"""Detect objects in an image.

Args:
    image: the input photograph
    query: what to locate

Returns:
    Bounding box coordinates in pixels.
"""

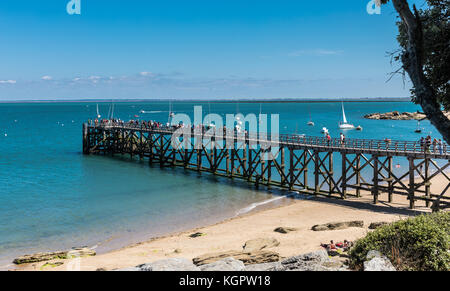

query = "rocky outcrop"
[368,222,390,230]
[312,221,364,231]
[274,227,298,234]
[193,250,280,266]
[243,238,280,251]
[151,258,200,271]
[67,247,96,259]
[244,262,283,271]
[363,250,396,271]
[272,250,348,271]
[116,258,200,271]
[115,249,354,271]
[200,258,245,271]
[364,111,450,121]
[13,251,68,265]
[189,232,206,238]
[13,247,96,264]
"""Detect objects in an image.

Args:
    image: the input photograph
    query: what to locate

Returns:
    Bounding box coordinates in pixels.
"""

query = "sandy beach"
[13,172,447,271]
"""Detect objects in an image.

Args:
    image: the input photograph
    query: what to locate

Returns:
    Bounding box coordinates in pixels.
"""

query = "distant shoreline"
[0,98,410,104]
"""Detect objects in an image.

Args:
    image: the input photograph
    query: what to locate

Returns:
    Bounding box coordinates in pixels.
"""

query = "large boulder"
[244,262,283,271]
[363,251,396,271]
[116,258,201,271]
[312,221,364,231]
[200,258,245,271]
[243,238,280,251]
[273,250,348,271]
[150,258,200,271]
[193,250,280,266]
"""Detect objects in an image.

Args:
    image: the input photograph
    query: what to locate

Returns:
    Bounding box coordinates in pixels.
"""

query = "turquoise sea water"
[0,101,444,268]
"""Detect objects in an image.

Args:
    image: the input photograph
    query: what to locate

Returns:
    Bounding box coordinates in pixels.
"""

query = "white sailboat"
[168,101,175,124]
[415,121,422,133]
[96,104,101,119]
[338,102,355,130]
[307,107,314,126]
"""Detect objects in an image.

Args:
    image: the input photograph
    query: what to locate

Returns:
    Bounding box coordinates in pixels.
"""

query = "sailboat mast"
[341,102,348,124]
[111,102,114,120]
[168,101,171,124]
[96,104,101,119]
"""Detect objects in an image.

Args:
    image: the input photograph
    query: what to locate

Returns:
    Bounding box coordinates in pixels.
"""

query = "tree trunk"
[392,0,450,144]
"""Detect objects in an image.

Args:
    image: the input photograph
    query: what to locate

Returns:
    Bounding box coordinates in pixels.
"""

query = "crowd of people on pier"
[88,118,250,136]
[87,118,447,155]
[419,136,445,155]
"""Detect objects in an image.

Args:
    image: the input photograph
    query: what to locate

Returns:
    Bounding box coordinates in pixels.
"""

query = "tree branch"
[391,0,450,144]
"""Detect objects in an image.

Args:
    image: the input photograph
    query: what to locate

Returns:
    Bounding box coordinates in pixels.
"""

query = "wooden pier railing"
[83,122,450,211]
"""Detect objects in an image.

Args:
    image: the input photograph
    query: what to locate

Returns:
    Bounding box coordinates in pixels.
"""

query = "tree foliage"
[381,0,450,144]
[349,212,450,271]
[395,0,450,110]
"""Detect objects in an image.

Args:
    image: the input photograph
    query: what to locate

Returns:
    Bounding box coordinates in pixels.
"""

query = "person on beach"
[329,240,336,250]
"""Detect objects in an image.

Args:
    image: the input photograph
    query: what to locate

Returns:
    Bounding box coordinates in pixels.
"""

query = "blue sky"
[0,0,424,100]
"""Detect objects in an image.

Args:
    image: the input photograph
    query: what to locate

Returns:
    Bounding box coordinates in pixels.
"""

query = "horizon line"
[0,97,411,104]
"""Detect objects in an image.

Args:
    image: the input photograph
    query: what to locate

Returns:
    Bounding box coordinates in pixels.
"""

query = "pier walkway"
[83,122,450,211]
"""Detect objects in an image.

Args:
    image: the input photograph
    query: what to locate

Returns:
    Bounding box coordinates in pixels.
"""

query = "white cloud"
[41,75,53,80]
[140,71,154,77]
[288,49,343,57]
[88,76,101,83]
[0,80,16,84]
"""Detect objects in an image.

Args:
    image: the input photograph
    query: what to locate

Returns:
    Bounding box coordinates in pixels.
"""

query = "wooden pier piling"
[83,123,450,211]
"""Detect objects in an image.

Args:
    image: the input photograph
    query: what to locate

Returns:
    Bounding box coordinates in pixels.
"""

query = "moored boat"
[338,102,355,130]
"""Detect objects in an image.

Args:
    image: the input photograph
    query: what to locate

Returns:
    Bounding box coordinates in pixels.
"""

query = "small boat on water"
[415,121,422,133]
[96,104,101,119]
[307,112,315,126]
[356,125,363,131]
[168,101,175,123]
[338,102,355,130]
[321,127,329,134]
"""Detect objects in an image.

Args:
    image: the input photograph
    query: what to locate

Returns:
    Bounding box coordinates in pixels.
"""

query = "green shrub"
[349,212,450,271]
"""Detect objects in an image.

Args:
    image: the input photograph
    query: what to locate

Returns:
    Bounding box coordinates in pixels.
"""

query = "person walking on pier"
[420,137,425,152]
[340,133,345,147]
[425,136,432,153]
[326,133,331,146]
[433,138,438,153]
[438,139,443,155]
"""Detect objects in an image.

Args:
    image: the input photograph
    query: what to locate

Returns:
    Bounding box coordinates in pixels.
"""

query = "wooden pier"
[83,122,450,211]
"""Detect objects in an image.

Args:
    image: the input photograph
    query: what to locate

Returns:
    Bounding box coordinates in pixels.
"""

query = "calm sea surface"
[0,101,444,267]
